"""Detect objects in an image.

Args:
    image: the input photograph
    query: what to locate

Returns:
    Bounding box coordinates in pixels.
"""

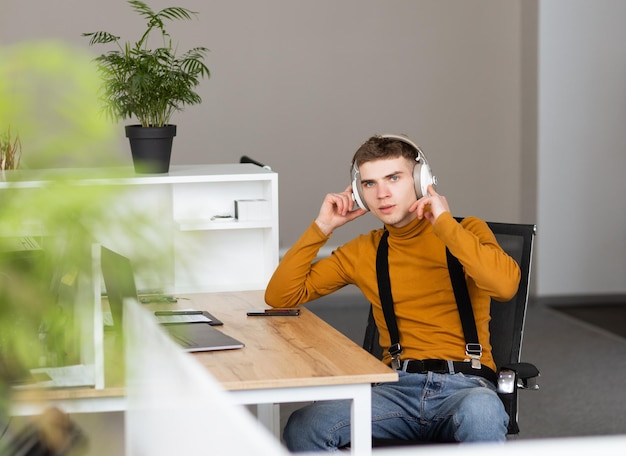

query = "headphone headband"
[380,133,420,152]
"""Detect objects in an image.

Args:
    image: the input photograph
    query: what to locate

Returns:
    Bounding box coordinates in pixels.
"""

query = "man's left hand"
[412,185,450,224]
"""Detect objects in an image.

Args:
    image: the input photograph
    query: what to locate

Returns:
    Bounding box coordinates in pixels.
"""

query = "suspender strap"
[375,230,483,370]
[446,248,483,367]
[376,230,402,369]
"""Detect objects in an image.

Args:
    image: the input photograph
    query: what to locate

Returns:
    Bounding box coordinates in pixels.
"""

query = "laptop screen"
[101,246,138,333]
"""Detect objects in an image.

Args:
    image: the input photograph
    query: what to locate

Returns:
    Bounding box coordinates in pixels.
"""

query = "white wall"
[537,0,626,296]
[2,0,625,298]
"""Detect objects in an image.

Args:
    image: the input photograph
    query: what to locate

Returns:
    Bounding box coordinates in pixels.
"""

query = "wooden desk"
[10,385,126,416]
[10,331,126,416]
[170,291,398,455]
[12,290,397,454]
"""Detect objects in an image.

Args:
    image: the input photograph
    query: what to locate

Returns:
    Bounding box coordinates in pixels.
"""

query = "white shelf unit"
[168,165,279,292]
[0,163,279,293]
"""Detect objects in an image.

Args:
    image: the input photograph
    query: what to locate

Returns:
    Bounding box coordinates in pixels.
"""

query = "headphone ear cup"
[351,165,369,211]
[413,158,436,199]
[413,162,425,199]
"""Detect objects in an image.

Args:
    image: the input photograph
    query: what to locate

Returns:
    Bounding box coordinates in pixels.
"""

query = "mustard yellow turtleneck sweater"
[264,212,520,371]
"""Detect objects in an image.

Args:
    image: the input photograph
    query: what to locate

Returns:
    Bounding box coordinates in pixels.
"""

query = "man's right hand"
[314,185,367,236]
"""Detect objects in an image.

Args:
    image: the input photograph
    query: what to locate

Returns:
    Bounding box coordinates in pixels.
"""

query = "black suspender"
[376,230,403,369]
[376,230,483,370]
[445,249,483,368]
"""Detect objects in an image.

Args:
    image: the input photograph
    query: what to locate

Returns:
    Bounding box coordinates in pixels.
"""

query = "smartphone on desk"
[246,308,300,316]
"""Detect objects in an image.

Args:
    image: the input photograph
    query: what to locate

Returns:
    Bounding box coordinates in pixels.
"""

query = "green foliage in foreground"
[0,40,173,422]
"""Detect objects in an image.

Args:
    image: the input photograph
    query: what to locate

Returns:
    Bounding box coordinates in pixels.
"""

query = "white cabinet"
[0,164,279,293]
[166,164,279,292]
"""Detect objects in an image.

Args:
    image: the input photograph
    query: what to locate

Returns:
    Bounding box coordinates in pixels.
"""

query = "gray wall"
[2,0,625,298]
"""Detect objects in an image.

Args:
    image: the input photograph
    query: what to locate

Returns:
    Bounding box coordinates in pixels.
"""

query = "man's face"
[358,156,418,228]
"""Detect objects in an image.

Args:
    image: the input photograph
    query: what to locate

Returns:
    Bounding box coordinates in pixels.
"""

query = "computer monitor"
[5,240,104,389]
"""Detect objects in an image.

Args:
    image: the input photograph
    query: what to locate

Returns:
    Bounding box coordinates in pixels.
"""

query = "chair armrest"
[499,362,540,390]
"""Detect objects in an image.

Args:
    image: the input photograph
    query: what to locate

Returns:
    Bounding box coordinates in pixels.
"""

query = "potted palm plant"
[83,0,210,173]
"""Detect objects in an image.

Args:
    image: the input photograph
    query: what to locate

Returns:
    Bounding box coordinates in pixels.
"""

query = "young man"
[265,134,521,452]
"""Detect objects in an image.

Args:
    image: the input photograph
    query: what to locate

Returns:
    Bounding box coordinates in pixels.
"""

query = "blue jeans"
[283,371,508,452]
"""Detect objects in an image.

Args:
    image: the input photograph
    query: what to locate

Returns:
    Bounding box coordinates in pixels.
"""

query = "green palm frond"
[82,31,121,46]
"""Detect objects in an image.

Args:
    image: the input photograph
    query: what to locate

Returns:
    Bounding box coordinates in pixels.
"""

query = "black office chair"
[362,220,539,442]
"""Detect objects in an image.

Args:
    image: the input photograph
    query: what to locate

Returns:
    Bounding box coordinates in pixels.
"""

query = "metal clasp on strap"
[465,343,483,369]
[388,343,402,370]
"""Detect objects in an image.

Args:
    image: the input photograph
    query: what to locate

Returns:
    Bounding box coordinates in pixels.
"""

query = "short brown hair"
[351,135,418,171]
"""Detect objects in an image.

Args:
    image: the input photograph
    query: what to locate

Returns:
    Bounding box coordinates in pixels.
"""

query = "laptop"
[100,246,244,353]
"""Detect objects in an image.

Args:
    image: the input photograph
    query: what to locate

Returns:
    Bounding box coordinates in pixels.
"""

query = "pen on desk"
[154,310,204,316]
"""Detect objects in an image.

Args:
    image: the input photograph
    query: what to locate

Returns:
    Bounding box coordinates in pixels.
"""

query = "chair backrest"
[485,221,536,369]
[362,220,536,371]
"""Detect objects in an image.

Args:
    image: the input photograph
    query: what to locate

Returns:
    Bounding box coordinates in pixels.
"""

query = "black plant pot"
[125,124,177,174]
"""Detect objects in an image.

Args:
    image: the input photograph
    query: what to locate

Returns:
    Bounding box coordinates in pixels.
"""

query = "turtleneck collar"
[384,215,431,240]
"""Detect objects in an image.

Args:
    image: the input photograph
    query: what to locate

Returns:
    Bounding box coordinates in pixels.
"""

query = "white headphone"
[351,134,437,212]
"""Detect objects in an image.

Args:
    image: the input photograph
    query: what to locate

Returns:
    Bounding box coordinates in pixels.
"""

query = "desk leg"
[257,403,281,438]
[229,385,373,455]
[350,384,372,456]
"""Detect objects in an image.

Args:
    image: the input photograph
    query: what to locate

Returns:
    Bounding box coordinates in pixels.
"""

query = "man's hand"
[315,185,367,235]
[412,185,450,224]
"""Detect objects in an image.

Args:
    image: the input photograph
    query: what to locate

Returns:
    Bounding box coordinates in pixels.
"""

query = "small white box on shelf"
[234,199,270,221]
